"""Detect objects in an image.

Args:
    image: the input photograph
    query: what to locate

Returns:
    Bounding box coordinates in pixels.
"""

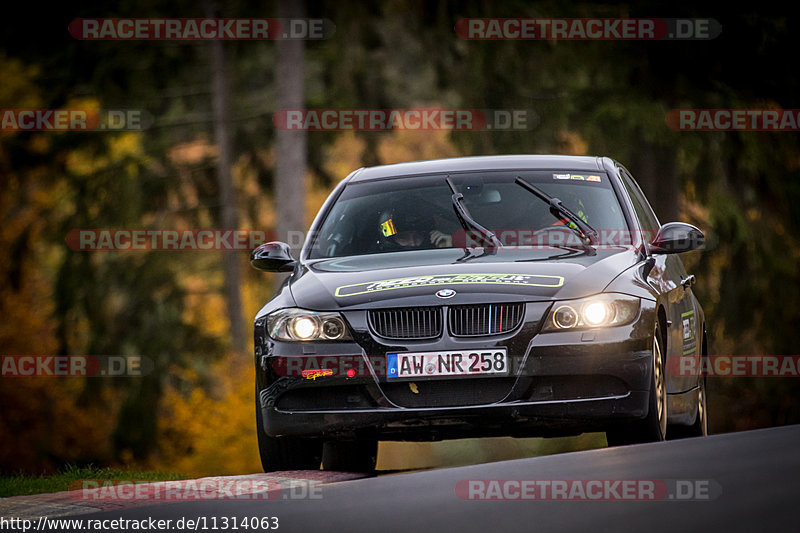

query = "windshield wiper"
[445,177,502,250]
[514,177,599,246]
[515,246,595,262]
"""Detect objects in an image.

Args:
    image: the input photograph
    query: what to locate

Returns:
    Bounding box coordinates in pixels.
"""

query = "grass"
[0,465,185,498]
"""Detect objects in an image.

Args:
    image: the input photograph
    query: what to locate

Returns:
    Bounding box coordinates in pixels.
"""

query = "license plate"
[387,349,508,379]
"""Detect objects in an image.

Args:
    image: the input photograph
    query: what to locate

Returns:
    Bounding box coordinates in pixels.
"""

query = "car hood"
[288,248,640,310]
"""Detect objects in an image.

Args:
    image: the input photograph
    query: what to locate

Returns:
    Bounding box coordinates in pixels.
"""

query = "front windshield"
[307,171,628,259]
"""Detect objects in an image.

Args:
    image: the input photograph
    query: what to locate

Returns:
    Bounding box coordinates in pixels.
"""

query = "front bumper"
[260,390,650,440]
[255,301,657,440]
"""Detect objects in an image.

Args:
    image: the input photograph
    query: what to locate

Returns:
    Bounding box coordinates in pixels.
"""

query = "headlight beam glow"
[291,316,319,340]
[583,301,612,326]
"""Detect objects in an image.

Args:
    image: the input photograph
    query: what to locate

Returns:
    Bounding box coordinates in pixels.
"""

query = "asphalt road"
[75,425,798,533]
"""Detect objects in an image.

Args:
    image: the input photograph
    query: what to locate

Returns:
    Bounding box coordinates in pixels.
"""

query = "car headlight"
[267,308,353,341]
[542,294,640,332]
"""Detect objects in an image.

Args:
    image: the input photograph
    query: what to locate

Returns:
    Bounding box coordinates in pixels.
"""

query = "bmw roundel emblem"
[436,288,456,299]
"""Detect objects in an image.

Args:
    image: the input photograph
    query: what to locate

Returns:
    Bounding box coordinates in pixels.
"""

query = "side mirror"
[649,222,705,254]
[250,242,297,272]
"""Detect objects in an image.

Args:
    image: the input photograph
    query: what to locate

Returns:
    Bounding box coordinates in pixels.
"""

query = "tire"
[321,439,378,473]
[256,393,322,472]
[668,375,708,439]
[606,323,667,446]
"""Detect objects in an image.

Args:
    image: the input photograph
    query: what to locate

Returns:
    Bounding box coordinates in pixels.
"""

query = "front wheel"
[256,394,322,472]
[669,376,708,439]
[606,323,667,446]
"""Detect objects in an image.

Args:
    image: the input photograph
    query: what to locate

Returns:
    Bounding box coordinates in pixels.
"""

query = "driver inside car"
[378,206,453,250]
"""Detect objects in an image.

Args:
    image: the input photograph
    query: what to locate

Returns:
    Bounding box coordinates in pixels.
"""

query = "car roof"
[348,155,606,183]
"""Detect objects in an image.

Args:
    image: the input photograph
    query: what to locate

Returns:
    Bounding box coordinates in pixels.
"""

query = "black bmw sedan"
[251,155,708,472]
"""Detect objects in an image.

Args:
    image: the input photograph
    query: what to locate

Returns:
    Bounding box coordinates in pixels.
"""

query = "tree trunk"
[276,0,308,253]
[208,7,246,355]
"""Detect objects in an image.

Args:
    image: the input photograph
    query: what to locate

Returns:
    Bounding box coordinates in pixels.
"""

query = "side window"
[618,167,660,239]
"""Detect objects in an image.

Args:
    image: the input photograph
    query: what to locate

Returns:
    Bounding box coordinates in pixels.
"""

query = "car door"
[617,166,698,394]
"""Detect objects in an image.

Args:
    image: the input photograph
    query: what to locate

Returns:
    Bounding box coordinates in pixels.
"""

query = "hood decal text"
[334,273,564,297]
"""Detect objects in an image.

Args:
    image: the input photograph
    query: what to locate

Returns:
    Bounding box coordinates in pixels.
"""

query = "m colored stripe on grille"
[449,303,524,336]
